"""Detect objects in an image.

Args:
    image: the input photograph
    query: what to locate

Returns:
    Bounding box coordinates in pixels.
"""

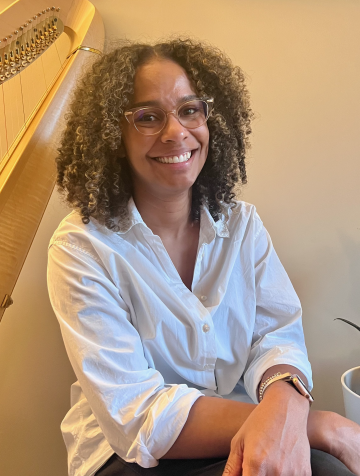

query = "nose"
[160,112,188,143]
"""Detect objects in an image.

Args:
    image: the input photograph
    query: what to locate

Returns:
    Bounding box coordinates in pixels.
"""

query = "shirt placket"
[190,241,217,379]
[142,227,217,387]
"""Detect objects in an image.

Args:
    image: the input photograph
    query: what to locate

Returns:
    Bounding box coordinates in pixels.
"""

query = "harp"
[0,0,104,321]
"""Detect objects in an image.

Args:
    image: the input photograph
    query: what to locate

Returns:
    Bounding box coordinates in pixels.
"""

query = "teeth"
[154,151,192,164]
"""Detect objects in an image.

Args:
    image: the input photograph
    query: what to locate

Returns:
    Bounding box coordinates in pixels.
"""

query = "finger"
[222,448,243,476]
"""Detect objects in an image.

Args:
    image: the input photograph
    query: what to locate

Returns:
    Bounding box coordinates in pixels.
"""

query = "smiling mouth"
[153,151,193,164]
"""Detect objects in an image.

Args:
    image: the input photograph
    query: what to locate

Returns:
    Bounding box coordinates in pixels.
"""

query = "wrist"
[307,410,341,455]
[262,380,311,415]
[259,371,313,407]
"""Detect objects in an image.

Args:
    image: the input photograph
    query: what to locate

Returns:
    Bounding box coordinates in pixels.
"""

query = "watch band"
[259,372,314,404]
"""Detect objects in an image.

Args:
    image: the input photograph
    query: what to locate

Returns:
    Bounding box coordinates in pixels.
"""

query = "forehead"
[132,59,197,106]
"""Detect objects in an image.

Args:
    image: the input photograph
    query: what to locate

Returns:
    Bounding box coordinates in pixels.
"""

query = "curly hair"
[56,38,253,231]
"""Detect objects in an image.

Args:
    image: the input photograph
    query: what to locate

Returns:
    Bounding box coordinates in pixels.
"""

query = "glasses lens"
[178,100,208,129]
[133,107,165,134]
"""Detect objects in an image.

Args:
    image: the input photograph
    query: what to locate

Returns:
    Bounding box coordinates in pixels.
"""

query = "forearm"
[163,366,311,460]
[162,396,255,459]
[163,385,346,461]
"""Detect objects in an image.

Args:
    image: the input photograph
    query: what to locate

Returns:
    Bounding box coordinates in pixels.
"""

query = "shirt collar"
[115,197,146,234]
[117,197,230,240]
[201,203,230,242]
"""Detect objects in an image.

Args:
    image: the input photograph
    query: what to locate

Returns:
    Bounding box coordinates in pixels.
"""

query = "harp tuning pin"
[8,34,13,39]
[14,30,19,34]
[51,6,56,10]
[29,19,33,23]
[19,26,24,30]
[33,15,37,20]
[47,7,51,12]
[56,8,60,12]
[24,23,28,27]
[3,37,7,41]
[42,10,46,14]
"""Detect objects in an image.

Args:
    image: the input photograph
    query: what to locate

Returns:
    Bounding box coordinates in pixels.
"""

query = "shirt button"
[202,323,210,333]
[200,295,207,302]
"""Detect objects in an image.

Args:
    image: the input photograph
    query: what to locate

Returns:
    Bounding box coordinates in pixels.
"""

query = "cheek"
[122,129,143,160]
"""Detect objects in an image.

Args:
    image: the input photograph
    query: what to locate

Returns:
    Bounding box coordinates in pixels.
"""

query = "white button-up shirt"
[47,199,312,476]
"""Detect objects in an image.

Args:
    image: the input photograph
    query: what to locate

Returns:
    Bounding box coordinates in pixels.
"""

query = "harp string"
[0,6,66,170]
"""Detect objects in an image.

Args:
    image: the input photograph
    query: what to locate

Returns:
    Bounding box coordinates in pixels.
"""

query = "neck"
[132,185,194,238]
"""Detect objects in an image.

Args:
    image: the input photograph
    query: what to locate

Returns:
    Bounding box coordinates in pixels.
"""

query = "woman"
[48,39,360,476]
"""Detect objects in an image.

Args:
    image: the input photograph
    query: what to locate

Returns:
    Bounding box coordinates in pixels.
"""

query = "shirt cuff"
[243,346,313,404]
[124,386,204,467]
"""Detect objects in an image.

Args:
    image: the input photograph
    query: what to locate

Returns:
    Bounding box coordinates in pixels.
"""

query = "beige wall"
[1,1,359,475]
[93,0,360,412]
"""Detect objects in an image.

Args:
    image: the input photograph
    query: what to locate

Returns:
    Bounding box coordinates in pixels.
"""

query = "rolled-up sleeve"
[47,241,203,468]
[243,220,313,403]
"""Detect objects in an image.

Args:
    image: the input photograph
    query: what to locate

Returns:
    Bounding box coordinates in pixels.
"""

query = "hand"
[308,410,360,476]
[223,381,311,476]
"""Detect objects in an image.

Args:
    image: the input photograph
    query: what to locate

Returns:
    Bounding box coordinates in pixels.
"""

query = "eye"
[135,112,161,122]
[133,107,164,126]
[179,101,206,120]
[181,106,199,116]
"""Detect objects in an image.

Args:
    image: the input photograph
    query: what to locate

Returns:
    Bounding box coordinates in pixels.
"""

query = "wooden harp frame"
[0,0,104,321]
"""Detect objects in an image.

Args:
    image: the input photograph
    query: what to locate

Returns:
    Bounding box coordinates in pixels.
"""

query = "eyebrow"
[130,94,199,109]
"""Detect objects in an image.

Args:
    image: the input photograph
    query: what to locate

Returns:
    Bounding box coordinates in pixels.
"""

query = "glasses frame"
[123,97,214,136]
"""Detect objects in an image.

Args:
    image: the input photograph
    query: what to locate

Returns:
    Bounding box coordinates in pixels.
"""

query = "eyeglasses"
[124,98,214,135]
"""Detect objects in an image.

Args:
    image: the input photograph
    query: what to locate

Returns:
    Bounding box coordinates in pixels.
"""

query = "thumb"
[222,444,244,476]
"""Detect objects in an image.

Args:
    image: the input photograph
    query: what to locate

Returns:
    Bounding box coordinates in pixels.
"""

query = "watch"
[259,372,314,404]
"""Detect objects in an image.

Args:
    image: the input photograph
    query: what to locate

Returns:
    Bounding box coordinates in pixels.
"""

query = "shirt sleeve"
[47,241,203,468]
[243,216,313,403]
